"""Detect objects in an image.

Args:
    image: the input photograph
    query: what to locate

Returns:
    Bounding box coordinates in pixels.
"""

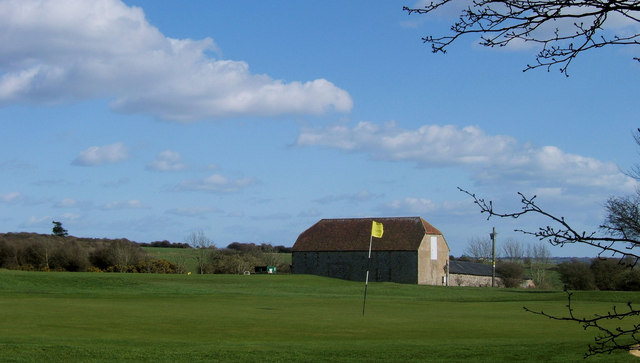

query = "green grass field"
[142,246,201,272]
[142,247,292,274]
[0,269,637,362]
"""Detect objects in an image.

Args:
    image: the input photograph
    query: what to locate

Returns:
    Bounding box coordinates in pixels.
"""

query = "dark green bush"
[0,240,18,268]
[620,268,640,290]
[590,258,627,290]
[496,262,525,288]
[557,260,596,290]
[90,239,145,270]
[50,241,90,272]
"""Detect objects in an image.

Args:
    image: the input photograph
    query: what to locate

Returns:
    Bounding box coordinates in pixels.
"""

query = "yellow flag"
[371,220,383,238]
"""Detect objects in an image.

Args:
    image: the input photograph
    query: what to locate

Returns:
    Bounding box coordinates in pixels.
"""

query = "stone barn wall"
[449,273,504,287]
[292,251,418,284]
[417,235,450,285]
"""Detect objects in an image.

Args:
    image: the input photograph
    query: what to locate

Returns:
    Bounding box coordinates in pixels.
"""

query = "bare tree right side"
[185,231,214,275]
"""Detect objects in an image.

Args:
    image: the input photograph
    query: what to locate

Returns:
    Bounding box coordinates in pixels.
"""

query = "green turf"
[141,247,292,274]
[0,270,637,362]
[142,247,201,273]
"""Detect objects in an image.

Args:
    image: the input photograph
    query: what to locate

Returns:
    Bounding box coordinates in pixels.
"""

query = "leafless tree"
[458,186,640,356]
[454,128,640,357]
[185,231,214,274]
[404,0,640,75]
[531,242,552,264]
[501,238,525,262]
[527,242,553,287]
[464,236,496,261]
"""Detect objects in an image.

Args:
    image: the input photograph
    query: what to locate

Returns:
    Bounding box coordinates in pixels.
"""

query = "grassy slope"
[142,247,292,274]
[0,270,637,362]
[142,246,201,273]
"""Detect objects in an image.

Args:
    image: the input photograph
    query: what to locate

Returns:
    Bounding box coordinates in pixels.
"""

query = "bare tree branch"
[404,0,640,75]
[524,290,640,357]
[458,185,640,356]
[457,187,640,262]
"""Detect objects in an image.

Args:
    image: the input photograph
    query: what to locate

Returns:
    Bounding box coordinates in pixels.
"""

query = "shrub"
[50,241,90,272]
[138,241,192,248]
[590,258,627,290]
[0,240,18,269]
[496,262,525,288]
[134,259,182,274]
[557,260,596,290]
[206,249,261,274]
[620,269,640,290]
[90,239,145,270]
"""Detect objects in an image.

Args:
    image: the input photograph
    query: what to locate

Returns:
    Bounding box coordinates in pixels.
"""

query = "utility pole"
[490,227,496,287]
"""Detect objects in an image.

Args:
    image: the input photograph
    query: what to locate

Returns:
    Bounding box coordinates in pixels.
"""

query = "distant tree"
[530,242,552,264]
[556,260,597,290]
[89,239,144,271]
[51,221,68,237]
[19,241,53,271]
[138,240,192,248]
[590,258,627,290]
[528,242,553,288]
[501,238,525,263]
[404,0,640,75]
[50,240,90,272]
[226,242,256,253]
[186,231,214,274]
[601,190,640,242]
[464,236,496,262]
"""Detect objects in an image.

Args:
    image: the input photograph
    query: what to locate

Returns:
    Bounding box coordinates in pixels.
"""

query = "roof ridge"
[293,217,443,252]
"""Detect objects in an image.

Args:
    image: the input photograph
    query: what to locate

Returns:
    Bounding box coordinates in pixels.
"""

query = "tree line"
[0,233,182,273]
[185,231,291,275]
[458,237,554,288]
[0,231,292,274]
[556,258,640,291]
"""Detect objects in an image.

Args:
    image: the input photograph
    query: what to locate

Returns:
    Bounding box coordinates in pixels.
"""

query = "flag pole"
[362,232,373,316]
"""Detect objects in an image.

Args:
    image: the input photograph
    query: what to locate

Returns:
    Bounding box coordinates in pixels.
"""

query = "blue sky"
[1,0,639,256]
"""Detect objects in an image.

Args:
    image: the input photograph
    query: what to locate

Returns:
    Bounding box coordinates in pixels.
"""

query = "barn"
[448,260,500,287]
[292,217,450,285]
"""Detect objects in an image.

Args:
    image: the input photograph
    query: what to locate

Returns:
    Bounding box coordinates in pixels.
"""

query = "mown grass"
[0,270,637,362]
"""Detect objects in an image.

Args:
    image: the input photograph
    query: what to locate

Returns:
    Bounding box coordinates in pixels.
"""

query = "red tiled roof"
[292,217,442,252]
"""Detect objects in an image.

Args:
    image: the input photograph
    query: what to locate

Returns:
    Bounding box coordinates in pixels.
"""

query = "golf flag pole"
[363,220,383,316]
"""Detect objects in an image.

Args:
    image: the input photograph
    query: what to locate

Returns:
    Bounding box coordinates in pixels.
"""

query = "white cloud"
[59,212,81,221]
[72,142,130,166]
[0,191,23,203]
[297,122,637,193]
[147,150,187,172]
[178,173,256,193]
[298,122,515,165]
[102,177,130,188]
[298,209,321,218]
[0,0,352,121]
[166,207,219,217]
[21,215,52,228]
[315,190,381,204]
[55,198,96,209]
[386,197,473,216]
[56,198,78,207]
[104,199,146,210]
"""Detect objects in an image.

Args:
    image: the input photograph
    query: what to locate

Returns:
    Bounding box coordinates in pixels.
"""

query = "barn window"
[430,236,437,260]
